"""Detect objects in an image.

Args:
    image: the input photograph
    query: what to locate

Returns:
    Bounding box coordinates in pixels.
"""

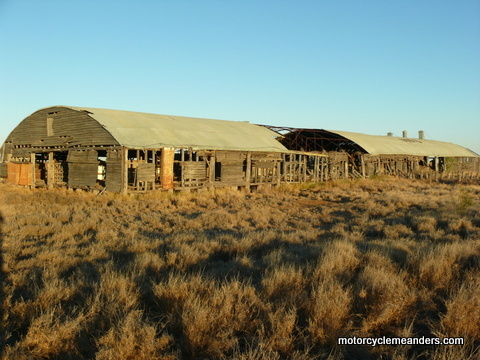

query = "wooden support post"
[303,155,307,182]
[209,154,215,185]
[134,150,140,190]
[277,160,281,186]
[287,156,291,182]
[160,147,175,190]
[122,147,128,193]
[360,155,365,178]
[30,152,36,189]
[245,152,251,190]
[47,152,54,189]
[321,158,325,181]
[180,149,185,188]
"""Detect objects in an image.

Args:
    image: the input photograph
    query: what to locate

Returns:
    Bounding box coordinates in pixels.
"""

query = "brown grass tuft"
[308,280,352,346]
[96,310,175,360]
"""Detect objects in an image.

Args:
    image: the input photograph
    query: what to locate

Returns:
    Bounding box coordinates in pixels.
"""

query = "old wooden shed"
[1,106,327,192]
[264,126,480,180]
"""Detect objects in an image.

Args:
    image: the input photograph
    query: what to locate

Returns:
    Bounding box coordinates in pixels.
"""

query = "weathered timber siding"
[0,163,7,178]
[183,162,207,186]
[67,150,99,163]
[68,163,98,188]
[216,151,245,185]
[106,149,123,192]
[6,107,119,148]
[11,148,31,158]
[67,150,98,188]
[136,163,155,182]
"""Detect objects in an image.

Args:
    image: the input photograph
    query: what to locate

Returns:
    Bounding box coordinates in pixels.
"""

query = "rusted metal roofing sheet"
[328,130,479,157]
[66,106,288,152]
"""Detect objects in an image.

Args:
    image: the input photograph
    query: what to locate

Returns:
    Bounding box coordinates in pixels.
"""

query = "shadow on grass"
[188,237,323,285]
[0,211,5,354]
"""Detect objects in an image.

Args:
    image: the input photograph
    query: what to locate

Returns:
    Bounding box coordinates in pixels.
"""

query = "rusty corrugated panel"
[160,148,174,189]
[7,163,19,184]
[6,163,33,185]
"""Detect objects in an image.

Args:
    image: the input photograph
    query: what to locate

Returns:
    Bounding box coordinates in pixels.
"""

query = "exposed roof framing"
[261,126,366,153]
[261,125,478,157]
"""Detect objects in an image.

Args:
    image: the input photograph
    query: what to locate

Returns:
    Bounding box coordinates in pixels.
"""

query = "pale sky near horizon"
[1,0,479,154]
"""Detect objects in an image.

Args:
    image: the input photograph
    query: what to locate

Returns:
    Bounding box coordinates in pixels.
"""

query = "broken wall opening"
[126,149,162,191]
[173,148,210,188]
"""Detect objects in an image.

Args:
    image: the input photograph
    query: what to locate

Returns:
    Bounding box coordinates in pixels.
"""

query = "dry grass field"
[0,177,479,359]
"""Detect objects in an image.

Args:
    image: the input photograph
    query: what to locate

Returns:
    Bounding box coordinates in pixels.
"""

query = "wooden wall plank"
[137,163,155,182]
[106,149,123,192]
[5,107,119,148]
[67,150,98,163]
[68,163,98,188]
[0,163,7,178]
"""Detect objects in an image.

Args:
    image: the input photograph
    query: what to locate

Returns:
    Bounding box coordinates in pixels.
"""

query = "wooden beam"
[47,152,54,189]
[180,149,185,188]
[245,152,251,190]
[360,155,365,178]
[30,152,35,189]
[122,147,128,193]
[303,155,307,182]
[208,153,215,185]
[276,160,281,186]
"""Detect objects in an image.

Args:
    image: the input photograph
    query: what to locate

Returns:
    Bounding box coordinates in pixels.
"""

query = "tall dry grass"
[0,177,479,359]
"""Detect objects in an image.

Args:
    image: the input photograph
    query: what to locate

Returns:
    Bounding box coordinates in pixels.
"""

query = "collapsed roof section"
[262,126,479,157]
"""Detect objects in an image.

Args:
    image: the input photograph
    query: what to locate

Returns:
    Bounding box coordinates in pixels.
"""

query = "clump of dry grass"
[438,272,480,339]
[1,178,479,359]
[5,308,85,359]
[313,240,360,284]
[96,310,175,360]
[356,258,416,335]
[261,264,306,306]
[414,241,479,294]
[308,280,352,346]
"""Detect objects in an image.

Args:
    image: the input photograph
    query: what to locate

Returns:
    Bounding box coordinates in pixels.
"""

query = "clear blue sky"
[1,0,479,154]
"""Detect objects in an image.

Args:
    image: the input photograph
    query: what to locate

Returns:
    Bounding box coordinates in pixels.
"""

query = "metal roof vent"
[387,132,393,137]
[419,130,425,140]
[403,130,408,138]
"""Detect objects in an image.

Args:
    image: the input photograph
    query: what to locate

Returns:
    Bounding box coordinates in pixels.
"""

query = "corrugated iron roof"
[65,106,288,152]
[328,130,479,157]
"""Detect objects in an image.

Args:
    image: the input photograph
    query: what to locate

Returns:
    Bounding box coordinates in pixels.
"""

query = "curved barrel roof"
[328,130,478,157]
[65,106,288,152]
